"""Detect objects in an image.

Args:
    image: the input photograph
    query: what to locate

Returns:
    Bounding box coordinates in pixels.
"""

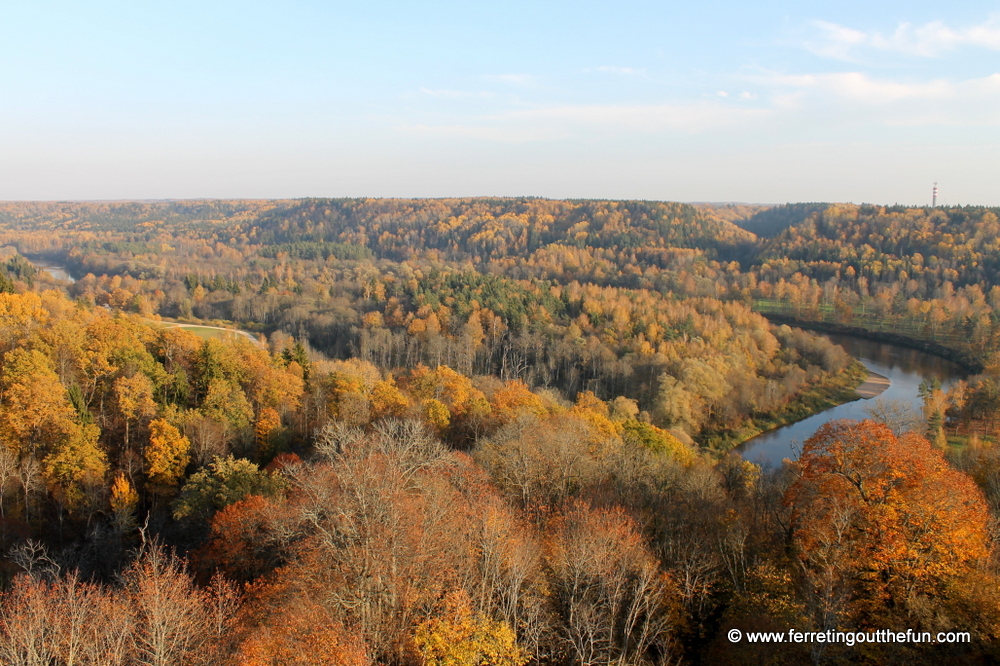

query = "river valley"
[737,334,968,467]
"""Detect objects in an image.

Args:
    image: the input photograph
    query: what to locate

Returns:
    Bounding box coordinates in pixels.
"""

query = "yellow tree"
[570,391,621,440]
[231,338,304,415]
[0,348,78,458]
[0,292,48,354]
[115,373,157,452]
[405,365,488,439]
[145,419,192,496]
[370,378,411,420]
[110,472,139,531]
[254,407,282,459]
[155,327,203,402]
[488,380,547,429]
[414,591,527,666]
[202,378,254,434]
[422,399,451,434]
[41,423,107,518]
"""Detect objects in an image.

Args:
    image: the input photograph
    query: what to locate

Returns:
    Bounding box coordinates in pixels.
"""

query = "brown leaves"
[786,419,990,623]
[0,544,235,666]
[545,500,682,665]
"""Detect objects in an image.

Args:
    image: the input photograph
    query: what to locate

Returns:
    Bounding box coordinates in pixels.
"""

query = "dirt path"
[856,371,890,399]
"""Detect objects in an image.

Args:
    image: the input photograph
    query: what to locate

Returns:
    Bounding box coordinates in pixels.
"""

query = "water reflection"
[736,334,967,468]
[29,259,75,283]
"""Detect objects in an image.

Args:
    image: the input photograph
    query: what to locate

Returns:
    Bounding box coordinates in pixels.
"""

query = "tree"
[115,373,157,452]
[201,378,254,435]
[0,348,78,458]
[863,397,922,436]
[475,414,613,507]
[0,570,136,666]
[786,419,990,626]
[173,456,285,523]
[234,584,370,666]
[370,378,410,420]
[42,423,107,517]
[621,418,693,463]
[0,292,48,354]
[125,543,213,666]
[919,379,948,447]
[254,408,282,459]
[421,398,451,434]
[414,591,527,666]
[487,380,546,429]
[145,419,192,496]
[195,495,284,583]
[0,446,17,518]
[546,501,681,665]
[111,472,139,532]
[81,316,165,428]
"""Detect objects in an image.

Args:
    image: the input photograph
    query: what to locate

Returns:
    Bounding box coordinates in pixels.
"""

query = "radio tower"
[932,182,938,207]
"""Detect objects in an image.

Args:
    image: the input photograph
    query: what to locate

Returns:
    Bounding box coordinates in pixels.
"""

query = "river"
[28,258,75,283]
[736,334,967,467]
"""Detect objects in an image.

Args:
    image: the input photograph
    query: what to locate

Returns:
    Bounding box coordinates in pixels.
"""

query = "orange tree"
[785,419,989,628]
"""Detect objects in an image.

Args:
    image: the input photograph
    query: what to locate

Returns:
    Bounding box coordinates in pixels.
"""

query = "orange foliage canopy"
[235,591,370,666]
[786,419,989,617]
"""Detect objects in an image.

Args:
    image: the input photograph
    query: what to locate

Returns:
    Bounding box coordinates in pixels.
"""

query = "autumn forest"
[1,198,1000,664]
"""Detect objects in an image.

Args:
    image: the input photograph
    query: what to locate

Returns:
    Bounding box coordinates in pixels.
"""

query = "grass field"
[153,321,260,344]
[172,325,233,340]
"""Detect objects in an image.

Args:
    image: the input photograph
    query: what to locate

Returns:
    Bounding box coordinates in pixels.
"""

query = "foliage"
[414,591,527,666]
[1,199,1000,663]
[786,419,990,625]
[173,456,285,523]
[145,419,192,495]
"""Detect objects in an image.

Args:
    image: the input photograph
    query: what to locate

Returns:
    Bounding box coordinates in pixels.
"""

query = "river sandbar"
[855,371,890,399]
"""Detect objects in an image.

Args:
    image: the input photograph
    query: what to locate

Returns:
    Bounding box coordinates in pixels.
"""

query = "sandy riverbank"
[855,371,890,399]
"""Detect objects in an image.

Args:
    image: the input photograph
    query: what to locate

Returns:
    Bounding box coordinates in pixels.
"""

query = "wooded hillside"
[0,198,997,664]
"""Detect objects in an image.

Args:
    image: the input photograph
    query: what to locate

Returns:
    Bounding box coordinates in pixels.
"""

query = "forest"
[0,198,1000,664]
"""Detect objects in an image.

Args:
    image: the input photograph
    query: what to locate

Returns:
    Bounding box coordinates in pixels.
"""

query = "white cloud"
[807,21,868,60]
[405,68,1000,145]
[594,66,644,76]
[407,60,1000,147]
[399,101,771,142]
[747,70,1000,126]
[970,72,1000,92]
[484,73,537,87]
[821,72,952,103]
[419,88,495,99]
[508,102,769,132]
[751,71,952,103]
[807,15,1000,59]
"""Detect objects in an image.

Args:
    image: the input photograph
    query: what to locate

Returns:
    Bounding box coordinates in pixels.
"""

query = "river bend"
[737,334,967,467]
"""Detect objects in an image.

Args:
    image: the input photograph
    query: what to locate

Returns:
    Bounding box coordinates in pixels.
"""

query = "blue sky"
[1,1,998,204]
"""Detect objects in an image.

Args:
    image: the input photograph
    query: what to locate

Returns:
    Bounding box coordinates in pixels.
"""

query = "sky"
[1,1,998,205]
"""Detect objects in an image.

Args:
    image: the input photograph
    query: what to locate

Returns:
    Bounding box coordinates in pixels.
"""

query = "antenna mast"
[932,182,938,207]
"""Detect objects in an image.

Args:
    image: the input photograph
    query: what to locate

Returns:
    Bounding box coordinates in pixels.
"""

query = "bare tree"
[863,397,922,436]
[0,447,17,518]
[548,501,680,666]
[0,576,57,666]
[125,541,211,666]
